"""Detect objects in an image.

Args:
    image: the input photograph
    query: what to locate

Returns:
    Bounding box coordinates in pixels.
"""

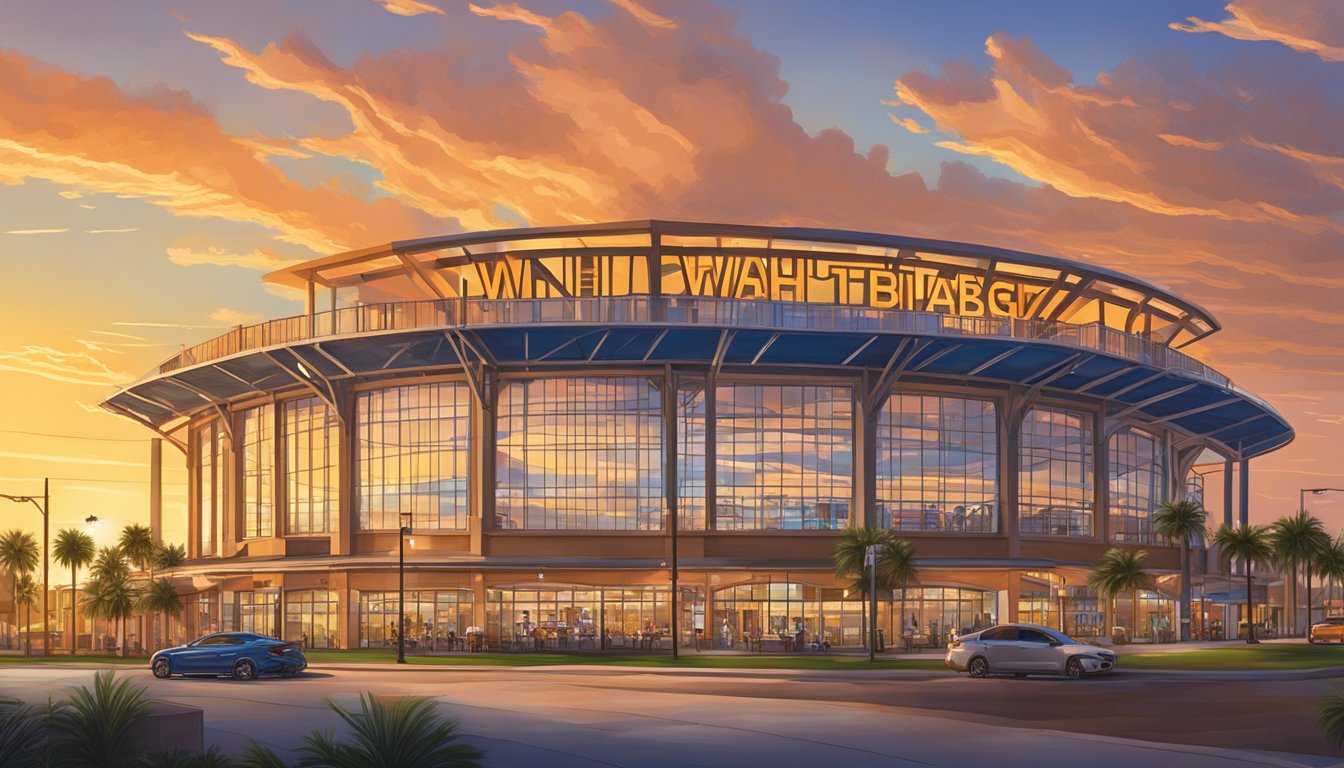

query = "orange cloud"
[1172,0,1344,62]
[166,245,303,271]
[373,0,443,17]
[0,49,427,254]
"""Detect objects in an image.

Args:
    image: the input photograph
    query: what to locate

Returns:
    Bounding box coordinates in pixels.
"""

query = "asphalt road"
[2,664,1340,767]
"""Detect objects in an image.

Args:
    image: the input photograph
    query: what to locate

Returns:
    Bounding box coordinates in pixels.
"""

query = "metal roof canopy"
[103,321,1292,461]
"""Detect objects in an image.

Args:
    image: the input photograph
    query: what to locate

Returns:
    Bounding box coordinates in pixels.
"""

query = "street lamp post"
[1,479,50,657]
[866,544,881,663]
[1301,488,1344,627]
[397,511,412,665]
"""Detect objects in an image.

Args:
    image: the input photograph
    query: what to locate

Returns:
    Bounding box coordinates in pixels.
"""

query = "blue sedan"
[150,632,308,681]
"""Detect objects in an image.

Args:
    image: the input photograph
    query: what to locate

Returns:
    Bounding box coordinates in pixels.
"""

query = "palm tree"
[827,529,892,648]
[15,574,39,658]
[153,543,186,574]
[49,670,150,768]
[1088,548,1152,644]
[0,529,40,651]
[138,579,182,652]
[1313,536,1344,626]
[1153,499,1207,642]
[884,538,920,650]
[296,692,485,768]
[84,547,140,658]
[1213,523,1275,643]
[118,524,156,654]
[118,525,157,578]
[152,543,186,646]
[1270,511,1329,635]
[53,528,96,656]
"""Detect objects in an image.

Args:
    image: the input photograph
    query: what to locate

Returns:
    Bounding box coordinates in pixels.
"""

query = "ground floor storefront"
[142,566,1218,652]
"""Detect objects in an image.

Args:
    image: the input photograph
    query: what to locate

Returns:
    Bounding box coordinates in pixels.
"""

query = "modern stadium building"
[102,220,1292,651]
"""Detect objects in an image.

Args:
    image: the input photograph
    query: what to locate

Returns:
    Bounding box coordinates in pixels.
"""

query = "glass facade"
[358,383,471,531]
[1109,427,1166,544]
[485,586,680,649]
[888,587,997,647]
[496,378,663,530]
[194,421,224,556]
[676,381,707,531]
[285,397,339,535]
[714,384,852,530]
[1019,407,1094,537]
[241,404,275,539]
[284,589,338,649]
[877,394,997,532]
[228,590,278,637]
[358,590,473,649]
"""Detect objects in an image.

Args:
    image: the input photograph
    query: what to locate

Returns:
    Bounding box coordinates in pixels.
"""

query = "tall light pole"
[866,544,881,663]
[1,479,50,657]
[397,511,412,664]
[1302,488,1344,627]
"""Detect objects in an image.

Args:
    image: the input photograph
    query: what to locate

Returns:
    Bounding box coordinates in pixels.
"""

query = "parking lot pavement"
[1,664,1340,767]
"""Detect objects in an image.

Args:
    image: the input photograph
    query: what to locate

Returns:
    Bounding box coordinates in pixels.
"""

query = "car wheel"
[1065,657,1085,679]
[232,659,257,681]
[152,658,171,679]
[967,656,989,678]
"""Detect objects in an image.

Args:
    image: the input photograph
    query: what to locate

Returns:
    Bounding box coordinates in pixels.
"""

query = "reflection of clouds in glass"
[496,377,663,530]
[715,384,852,531]
[359,383,471,531]
[878,394,998,533]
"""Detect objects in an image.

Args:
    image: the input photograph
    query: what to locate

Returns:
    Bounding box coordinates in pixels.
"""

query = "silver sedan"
[945,623,1117,679]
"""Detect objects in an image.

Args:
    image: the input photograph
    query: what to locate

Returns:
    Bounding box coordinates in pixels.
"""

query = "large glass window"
[495,378,663,530]
[676,381,706,531]
[358,383,470,531]
[877,394,997,532]
[485,585,684,649]
[714,384,852,530]
[285,397,339,535]
[1019,407,1094,537]
[240,405,274,539]
[888,587,998,648]
[1109,427,1166,544]
[232,590,278,637]
[486,586,602,647]
[193,422,223,556]
[284,589,338,649]
[357,590,473,650]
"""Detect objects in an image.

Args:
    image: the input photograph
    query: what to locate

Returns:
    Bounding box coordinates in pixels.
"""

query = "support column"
[334,383,355,557]
[1001,393,1022,557]
[857,380,878,529]
[663,367,679,654]
[1003,574,1020,623]
[1223,458,1234,527]
[1238,458,1250,527]
[150,439,163,544]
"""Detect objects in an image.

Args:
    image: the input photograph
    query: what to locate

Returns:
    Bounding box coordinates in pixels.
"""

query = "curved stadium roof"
[102,221,1291,461]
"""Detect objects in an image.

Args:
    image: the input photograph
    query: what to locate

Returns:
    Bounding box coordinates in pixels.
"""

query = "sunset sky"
[1,0,1341,561]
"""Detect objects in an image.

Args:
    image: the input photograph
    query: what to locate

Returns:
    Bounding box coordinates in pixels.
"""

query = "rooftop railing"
[151,295,1241,394]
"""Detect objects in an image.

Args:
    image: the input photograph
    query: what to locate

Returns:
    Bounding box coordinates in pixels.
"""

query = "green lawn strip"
[302,650,947,670]
[1121,644,1344,670]
[0,655,144,665]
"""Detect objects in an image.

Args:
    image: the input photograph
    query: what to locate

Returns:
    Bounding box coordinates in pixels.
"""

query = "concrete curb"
[7,659,1344,682]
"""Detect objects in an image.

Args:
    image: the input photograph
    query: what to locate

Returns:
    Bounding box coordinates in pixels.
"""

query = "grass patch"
[1122,643,1344,670]
[0,655,144,665]
[302,649,947,670]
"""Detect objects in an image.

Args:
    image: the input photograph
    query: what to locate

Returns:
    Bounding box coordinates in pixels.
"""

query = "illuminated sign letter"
[926,276,957,314]
[871,270,899,309]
